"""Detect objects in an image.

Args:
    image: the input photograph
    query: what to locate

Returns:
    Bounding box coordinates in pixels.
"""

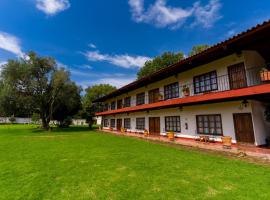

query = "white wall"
[251,101,270,145]
[102,101,259,144]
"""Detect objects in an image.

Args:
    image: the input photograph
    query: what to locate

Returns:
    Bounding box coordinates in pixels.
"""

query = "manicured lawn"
[0,125,270,200]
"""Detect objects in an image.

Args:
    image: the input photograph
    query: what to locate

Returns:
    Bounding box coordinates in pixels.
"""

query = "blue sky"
[0,0,270,89]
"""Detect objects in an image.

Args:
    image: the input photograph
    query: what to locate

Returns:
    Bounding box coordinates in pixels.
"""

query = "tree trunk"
[41,117,50,130]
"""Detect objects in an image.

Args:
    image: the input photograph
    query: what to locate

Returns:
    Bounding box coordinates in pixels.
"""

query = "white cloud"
[128,0,222,29]
[88,43,97,49]
[36,0,70,15]
[0,61,7,75]
[78,76,136,89]
[226,29,236,38]
[84,50,151,69]
[193,0,222,28]
[0,32,24,57]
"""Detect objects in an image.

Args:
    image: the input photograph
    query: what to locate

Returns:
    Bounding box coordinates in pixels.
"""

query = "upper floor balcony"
[96,65,270,116]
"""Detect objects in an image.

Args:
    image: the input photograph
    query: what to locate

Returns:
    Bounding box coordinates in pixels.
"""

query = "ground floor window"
[165,116,181,132]
[124,118,131,129]
[110,119,115,128]
[136,118,145,130]
[196,114,223,135]
[103,119,109,127]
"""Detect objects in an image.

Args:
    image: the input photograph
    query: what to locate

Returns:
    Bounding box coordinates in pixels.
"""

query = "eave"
[96,84,270,116]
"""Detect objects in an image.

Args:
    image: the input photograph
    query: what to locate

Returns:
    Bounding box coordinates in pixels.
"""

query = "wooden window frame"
[110,119,116,128]
[165,116,181,132]
[124,118,131,129]
[196,114,223,136]
[103,119,109,127]
[148,88,160,104]
[111,101,116,110]
[124,97,131,107]
[136,118,145,130]
[164,82,179,100]
[136,93,145,106]
[117,99,123,109]
[193,71,218,94]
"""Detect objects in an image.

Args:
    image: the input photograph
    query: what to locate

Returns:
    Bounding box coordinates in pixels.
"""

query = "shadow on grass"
[31,126,95,134]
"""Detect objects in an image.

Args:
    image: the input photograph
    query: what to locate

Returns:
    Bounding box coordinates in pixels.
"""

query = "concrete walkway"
[101,129,270,161]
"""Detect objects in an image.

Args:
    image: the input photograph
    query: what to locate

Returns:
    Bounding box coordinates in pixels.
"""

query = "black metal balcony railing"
[97,67,269,112]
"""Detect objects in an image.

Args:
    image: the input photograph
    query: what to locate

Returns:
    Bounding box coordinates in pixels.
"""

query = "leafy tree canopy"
[0,52,81,130]
[82,84,116,127]
[137,52,184,79]
[188,44,210,57]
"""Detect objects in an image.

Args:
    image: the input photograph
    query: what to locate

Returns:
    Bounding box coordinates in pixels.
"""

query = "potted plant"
[158,93,164,101]
[167,132,175,141]
[260,68,270,81]
[182,85,190,97]
[221,136,232,149]
[144,129,149,137]
[109,127,113,131]
[121,127,125,134]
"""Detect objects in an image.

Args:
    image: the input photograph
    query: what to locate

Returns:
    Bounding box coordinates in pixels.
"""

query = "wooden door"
[228,63,247,89]
[117,119,122,131]
[148,88,160,103]
[149,117,160,135]
[233,113,255,144]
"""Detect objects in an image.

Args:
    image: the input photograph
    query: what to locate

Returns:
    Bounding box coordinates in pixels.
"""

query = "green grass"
[0,125,270,200]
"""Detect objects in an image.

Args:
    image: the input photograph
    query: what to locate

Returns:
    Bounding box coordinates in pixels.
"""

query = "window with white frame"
[165,116,181,132]
[103,119,109,127]
[124,118,131,129]
[110,119,115,128]
[136,118,145,130]
[196,114,223,135]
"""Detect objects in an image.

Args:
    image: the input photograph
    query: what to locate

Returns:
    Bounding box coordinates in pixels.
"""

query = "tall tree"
[137,52,184,79]
[52,82,82,127]
[0,52,81,130]
[83,84,116,128]
[189,45,210,57]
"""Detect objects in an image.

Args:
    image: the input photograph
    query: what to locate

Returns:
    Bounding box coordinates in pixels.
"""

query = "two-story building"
[94,20,270,146]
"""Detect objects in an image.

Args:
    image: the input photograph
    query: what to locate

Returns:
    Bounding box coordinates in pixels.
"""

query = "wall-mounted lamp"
[179,106,183,112]
[239,100,249,110]
[236,50,242,58]
[185,123,188,130]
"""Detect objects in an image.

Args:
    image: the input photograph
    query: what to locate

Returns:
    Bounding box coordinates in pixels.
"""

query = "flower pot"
[222,136,232,149]
[144,130,149,137]
[260,71,270,81]
[183,90,190,97]
[158,95,164,101]
[167,132,175,141]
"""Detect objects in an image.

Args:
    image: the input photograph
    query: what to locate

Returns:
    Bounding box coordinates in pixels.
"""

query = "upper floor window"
[124,118,131,129]
[165,116,181,132]
[194,71,218,94]
[110,119,116,128]
[136,118,145,130]
[124,97,131,107]
[103,119,109,127]
[196,114,223,135]
[117,99,123,109]
[111,101,116,110]
[164,82,179,100]
[103,103,109,111]
[136,93,145,106]
[149,88,160,103]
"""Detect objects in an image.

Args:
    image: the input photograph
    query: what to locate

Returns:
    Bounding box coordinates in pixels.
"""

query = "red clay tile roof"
[94,19,270,102]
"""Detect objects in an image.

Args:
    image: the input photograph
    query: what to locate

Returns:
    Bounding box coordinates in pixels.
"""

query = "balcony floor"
[96,83,270,116]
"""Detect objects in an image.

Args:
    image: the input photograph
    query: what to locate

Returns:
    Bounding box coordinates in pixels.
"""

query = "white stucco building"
[94,21,270,146]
